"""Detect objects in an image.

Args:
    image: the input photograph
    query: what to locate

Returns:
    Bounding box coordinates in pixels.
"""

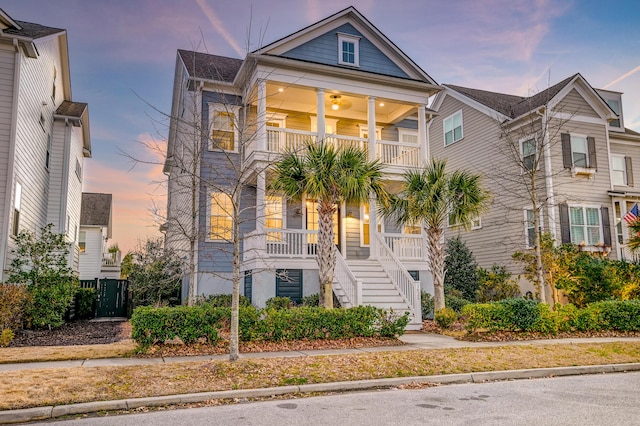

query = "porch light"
[330,95,341,110]
[379,102,384,107]
[278,88,284,92]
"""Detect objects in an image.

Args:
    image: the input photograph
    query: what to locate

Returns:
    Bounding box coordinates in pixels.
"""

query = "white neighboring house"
[0,8,91,279]
[78,193,121,280]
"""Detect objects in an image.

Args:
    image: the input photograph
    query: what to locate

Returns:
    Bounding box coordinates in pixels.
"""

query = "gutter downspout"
[540,107,557,240]
[0,39,21,278]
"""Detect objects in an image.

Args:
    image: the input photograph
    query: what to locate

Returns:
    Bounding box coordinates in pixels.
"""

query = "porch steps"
[344,260,421,330]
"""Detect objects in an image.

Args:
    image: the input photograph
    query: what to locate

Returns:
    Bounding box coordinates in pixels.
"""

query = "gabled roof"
[445,74,577,119]
[4,20,64,39]
[54,101,92,157]
[81,193,113,237]
[178,49,243,82]
[55,101,87,117]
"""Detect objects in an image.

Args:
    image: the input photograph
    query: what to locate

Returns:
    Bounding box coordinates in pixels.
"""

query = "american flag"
[624,203,639,224]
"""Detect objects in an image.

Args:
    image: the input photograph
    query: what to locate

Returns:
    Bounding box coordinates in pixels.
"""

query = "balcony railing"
[381,233,427,261]
[102,251,121,268]
[263,127,421,167]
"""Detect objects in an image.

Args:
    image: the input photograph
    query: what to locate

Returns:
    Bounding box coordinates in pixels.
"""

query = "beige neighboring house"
[428,73,640,299]
[0,8,91,279]
[78,193,121,280]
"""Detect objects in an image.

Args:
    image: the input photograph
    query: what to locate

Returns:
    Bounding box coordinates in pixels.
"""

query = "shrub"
[462,303,502,333]
[377,309,410,337]
[445,293,472,313]
[27,277,78,329]
[197,293,252,308]
[265,296,294,310]
[301,293,320,307]
[590,300,640,331]
[421,291,434,319]
[75,287,96,320]
[444,237,479,301]
[499,298,540,331]
[0,283,31,331]
[0,329,14,347]
[476,265,520,302]
[435,307,457,329]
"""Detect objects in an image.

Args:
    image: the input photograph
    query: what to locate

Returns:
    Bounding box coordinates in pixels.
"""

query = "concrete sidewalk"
[2,333,640,372]
[3,334,640,424]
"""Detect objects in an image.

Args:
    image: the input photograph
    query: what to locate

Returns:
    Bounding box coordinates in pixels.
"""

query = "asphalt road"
[35,372,640,425]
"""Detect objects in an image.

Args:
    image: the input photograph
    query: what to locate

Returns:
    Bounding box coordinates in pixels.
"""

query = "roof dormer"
[596,89,625,132]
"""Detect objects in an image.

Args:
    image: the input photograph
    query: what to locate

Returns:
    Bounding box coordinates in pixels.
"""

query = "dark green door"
[276,269,302,304]
[97,279,128,317]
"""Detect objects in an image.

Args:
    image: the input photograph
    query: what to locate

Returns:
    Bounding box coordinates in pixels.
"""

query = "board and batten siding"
[429,93,526,271]
[281,23,409,79]
[78,226,104,280]
[0,43,16,247]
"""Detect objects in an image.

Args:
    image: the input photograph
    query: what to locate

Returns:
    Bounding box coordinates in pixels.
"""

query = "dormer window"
[607,99,620,128]
[337,33,360,67]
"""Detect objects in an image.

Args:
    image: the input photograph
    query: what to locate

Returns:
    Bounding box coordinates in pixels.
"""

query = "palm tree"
[626,216,640,252]
[382,158,488,311]
[270,141,388,308]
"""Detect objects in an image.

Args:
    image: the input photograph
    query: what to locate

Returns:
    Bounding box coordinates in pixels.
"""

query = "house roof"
[4,20,65,39]
[55,101,87,117]
[625,128,640,137]
[446,74,578,119]
[80,193,112,227]
[178,49,243,82]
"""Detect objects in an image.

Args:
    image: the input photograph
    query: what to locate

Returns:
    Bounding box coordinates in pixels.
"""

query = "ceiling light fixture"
[330,95,341,111]
[379,102,385,107]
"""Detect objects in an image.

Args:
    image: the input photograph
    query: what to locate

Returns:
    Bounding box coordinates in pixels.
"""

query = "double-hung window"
[611,155,633,186]
[571,135,588,168]
[524,209,542,248]
[209,105,238,151]
[265,196,284,241]
[337,33,360,67]
[521,138,536,172]
[569,206,601,246]
[210,192,233,241]
[360,204,383,246]
[444,111,463,146]
[562,133,596,171]
[12,182,21,236]
[607,99,621,128]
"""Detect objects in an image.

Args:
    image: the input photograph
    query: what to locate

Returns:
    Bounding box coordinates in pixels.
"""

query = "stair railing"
[333,250,362,308]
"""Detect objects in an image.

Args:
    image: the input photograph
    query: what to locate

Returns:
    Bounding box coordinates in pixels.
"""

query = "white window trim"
[519,135,538,173]
[310,116,339,134]
[207,190,233,242]
[611,154,627,186]
[402,222,422,235]
[357,124,382,140]
[266,112,288,128]
[12,181,22,237]
[337,33,360,67]
[448,214,481,230]
[568,204,603,247]
[398,128,419,144]
[208,104,240,152]
[265,195,286,229]
[569,132,594,176]
[443,110,463,146]
[359,204,384,247]
[524,207,544,248]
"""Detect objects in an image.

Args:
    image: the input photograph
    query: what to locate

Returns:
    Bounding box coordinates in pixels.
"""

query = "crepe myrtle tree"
[271,140,389,308]
[382,158,488,311]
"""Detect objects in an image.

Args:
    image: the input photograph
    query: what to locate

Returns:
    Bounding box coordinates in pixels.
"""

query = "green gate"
[97,279,129,317]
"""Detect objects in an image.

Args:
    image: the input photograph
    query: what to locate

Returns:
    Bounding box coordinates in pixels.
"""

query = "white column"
[367,96,378,257]
[418,105,427,164]
[257,79,267,151]
[316,88,325,143]
[256,171,266,235]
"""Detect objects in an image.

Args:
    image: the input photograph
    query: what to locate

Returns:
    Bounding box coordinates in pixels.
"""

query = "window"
[607,99,620,127]
[79,231,86,253]
[45,134,51,170]
[471,217,482,230]
[265,196,284,241]
[443,111,463,146]
[612,155,627,186]
[571,135,589,168]
[562,133,597,172]
[337,33,360,67]
[306,201,338,244]
[75,158,82,181]
[210,192,233,240]
[569,206,601,246]
[358,124,382,140]
[12,182,21,236]
[403,223,421,234]
[398,129,418,144]
[525,209,542,248]
[521,138,536,171]
[52,67,57,102]
[209,105,238,151]
[360,204,383,246]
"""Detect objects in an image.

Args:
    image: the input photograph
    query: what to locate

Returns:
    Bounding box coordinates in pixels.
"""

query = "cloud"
[603,65,640,89]
[195,0,245,57]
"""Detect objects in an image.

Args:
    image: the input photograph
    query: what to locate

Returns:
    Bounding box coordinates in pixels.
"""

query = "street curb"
[1,363,640,424]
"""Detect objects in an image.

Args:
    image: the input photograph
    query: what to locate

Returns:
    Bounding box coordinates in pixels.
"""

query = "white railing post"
[356,279,362,305]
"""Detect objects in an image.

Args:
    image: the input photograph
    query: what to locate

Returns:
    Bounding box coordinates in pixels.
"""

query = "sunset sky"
[4,0,640,253]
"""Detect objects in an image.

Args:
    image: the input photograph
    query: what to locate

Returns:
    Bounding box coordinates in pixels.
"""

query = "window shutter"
[561,133,572,169]
[626,156,634,187]
[559,203,571,244]
[601,206,611,246]
[587,136,597,169]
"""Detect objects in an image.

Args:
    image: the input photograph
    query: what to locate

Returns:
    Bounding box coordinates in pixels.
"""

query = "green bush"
[444,237,479,301]
[421,291,434,319]
[377,309,411,337]
[75,287,96,320]
[499,298,540,331]
[27,277,78,329]
[265,296,294,310]
[445,293,472,313]
[590,300,640,331]
[197,293,252,308]
[0,283,31,331]
[435,307,457,329]
[476,265,520,302]
[301,293,320,307]
[0,329,14,347]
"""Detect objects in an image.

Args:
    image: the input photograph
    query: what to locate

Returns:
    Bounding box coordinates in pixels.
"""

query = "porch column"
[256,170,266,235]
[257,79,267,151]
[316,88,325,143]
[418,105,428,164]
[367,96,378,257]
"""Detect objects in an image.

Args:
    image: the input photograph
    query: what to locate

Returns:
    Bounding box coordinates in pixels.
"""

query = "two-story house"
[0,8,91,279]
[429,73,639,300]
[78,193,121,280]
[164,7,442,327]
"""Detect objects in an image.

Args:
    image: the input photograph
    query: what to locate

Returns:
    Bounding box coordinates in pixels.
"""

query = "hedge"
[131,304,409,347]
[461,299,640,334]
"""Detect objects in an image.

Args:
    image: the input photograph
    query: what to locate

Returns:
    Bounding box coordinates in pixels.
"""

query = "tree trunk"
[427,226,445,311]
[317,200,336,309]
[229,194,241,362]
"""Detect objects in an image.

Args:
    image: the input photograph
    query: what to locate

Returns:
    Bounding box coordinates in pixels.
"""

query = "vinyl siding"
[78,226,104,279]
[46,120,66,229]
[610,138,640,191]
[0,44,16,242]
[555,89,600,118]
[281,23,409,79]
[345,203,368,259]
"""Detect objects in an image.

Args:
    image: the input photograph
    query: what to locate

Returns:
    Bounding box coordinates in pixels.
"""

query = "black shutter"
[626,156,634,187]
[587,136,597,169]
[561,133,572,169]
[601,207,612,247]
[559,203,571,244]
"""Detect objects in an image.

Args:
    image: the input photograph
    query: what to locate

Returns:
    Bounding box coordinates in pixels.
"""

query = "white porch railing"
[265,229,318,258]
[377,140,420,167]
[382,233,427,261]
[375,234,421,323]
[102,251,121,268]
[325,134,368,151]
[267,127,317,152]
[334,251,362,308]
[620,245,640,262]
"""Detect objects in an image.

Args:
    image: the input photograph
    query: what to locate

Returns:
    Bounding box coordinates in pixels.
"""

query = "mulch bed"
[10,320,132,347]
